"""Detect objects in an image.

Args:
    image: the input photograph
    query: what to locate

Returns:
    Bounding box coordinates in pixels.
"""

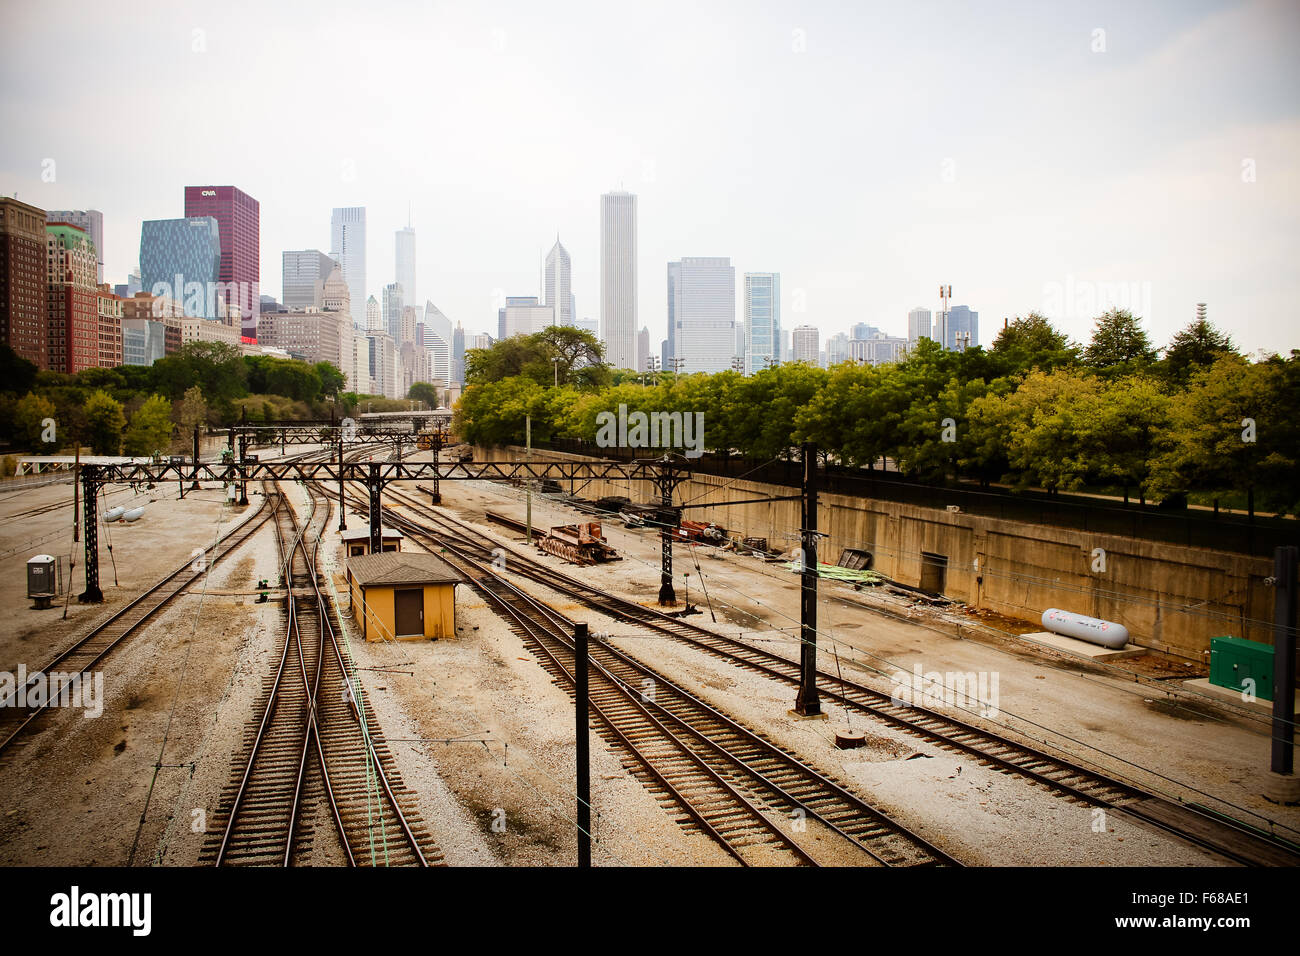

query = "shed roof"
[347,551,461,586]
[340,526,404,542]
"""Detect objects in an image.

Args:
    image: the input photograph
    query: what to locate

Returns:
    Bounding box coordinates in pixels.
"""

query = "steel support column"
[575,621,591,867]
[368,463,383,555]
[1272,546,1298,775]
[337,435,347,531]
[78,466,103,603]
[237,434,249,506]
[795,443,821,716]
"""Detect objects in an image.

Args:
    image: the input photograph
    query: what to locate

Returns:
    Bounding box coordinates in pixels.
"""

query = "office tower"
[600,191,637,368]
[1,198,49,368]
[908,307,933,344]
[256,310,341,366]
[121,319,167,366]
[660,339,668,372]
[95,285,123,368]
[945,305,978,350]
[366,331,398,399]
[470,333,494,350]
[744,272,780,374]
[545,237,572,327]
[852,335,908,365]
[791,325,820,366]
[424,300,452,350]
[139,217,222,318]
[121,292,184,355]
[452,322,465,385]
[400,305,417,346]
[45,209,103,283]
[365,294,380,332]
[576,317,599,336]
[321,265,351,316]
[825,332,850,367]
[668,257,735,374]
[383,282,404,340]
[424,329,450,384]
[45,222,99,373]
[330,207,366,323]
[184,185,259,335]
[781,328,791,360]
[283,250,337,309]
[395,225,416,307]
[498,296,554,338]
[637,326,649,373]
[850,322,881,341]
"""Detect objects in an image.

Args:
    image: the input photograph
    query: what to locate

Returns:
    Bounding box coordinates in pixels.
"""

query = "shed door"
[394,588,424,636]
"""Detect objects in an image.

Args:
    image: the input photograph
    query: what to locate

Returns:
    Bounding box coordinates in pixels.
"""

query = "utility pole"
[191,425,202,490]
[72,441,80,543]
[794,442,822,716]
[938,284,952,353]
[574,621,591,868]
[1272,546,1298,776]
[525,415,532,545]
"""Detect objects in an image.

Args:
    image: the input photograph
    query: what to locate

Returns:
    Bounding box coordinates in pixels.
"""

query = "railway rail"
[204,478,441,867]
[350,479,957,866]
[375,482,1300,867]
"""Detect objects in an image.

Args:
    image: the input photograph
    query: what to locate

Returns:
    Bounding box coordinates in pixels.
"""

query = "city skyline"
[2,0,1297,356]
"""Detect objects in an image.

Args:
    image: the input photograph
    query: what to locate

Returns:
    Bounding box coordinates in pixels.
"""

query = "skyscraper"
[45,223,99,374]
[139,217,222,318]
[498,296,554,338]
[395,225,416,308]
[184,185,259,337]
[600,191,637,369]
[946,305,979,350]
[545,237,572,328]
[668,257,735,375]
[0,198,49,368]
[744,272,780,374]
[383,282,404,340]
[365,294,380,332]
[637,326,649,373]
[452,322,465,385]
[907,307,932,344]
[44,209,103,283]
[792,325,820,367]
[331,207,366,328]
[282,250,337,309]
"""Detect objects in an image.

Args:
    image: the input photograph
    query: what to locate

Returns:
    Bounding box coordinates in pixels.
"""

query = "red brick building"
[0,197,49,368]
[46,222,100,374]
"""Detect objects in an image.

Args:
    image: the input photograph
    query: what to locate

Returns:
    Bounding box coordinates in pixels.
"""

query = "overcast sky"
[3,0,1297,355]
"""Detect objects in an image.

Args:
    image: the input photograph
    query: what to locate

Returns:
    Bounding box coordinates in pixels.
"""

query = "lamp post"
[552,355,560,387]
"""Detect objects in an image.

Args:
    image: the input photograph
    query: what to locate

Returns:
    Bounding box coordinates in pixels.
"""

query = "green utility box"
[1209,636,1274,701]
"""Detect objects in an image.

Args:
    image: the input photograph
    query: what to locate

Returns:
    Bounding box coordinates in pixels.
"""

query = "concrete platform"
[1183,677,1300,715]
[1019,630,1146,661]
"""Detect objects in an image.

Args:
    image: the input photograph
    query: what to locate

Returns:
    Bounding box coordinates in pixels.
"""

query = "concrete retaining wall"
[474,445,1277,661]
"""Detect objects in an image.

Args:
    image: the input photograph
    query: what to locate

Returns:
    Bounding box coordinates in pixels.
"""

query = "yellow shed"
[340,525,404,557]
[346,552,461,642]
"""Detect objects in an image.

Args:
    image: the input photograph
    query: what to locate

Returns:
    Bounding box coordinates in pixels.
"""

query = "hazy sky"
[3,0,1297,355]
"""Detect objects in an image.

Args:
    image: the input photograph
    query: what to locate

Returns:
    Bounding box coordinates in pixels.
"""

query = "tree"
[990,313,1079,375]
[152,341,247,403]
[83,390,126,455]
[408,382,442,407]
[13,392,57,450]
[1083,308,1157,373]
[123,394,174,456]
[1160,318,1237,384]
[314,362,345,399]
[465,328,610,390]
[177,385,209,436]
[0,345,38,397]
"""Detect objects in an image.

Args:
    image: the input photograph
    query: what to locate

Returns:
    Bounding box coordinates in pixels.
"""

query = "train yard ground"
[0,444,1297,867]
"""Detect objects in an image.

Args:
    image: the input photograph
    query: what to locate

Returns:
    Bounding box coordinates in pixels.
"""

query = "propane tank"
[1041,608,1129,649]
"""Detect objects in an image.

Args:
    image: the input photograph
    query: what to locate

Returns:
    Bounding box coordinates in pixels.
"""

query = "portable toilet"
[27,554,57,609]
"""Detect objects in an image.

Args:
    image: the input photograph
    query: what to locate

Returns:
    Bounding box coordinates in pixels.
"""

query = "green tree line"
[454,312,1300,516]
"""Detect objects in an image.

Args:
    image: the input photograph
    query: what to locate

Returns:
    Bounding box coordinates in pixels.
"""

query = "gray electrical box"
[27,554,56,609]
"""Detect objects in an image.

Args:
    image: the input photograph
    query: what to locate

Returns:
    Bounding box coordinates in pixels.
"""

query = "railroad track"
[0,493,277,759]
[376,484,1300,867]
[203,478,442,867]
[352,480,956,866]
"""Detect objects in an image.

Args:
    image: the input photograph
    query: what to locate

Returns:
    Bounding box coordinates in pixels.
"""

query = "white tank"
[103,506,126,522]
[122,507,146,523]
[1041,608,1129,649]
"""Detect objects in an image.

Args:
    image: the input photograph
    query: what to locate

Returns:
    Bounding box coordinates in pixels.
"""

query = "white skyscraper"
[365,294,380,332]
[330,207,366,323]
[744,272,780,374]
[395,225,416,308]
[544,237,572,327]
[669,257,735,375]
[282,250,337,309]
[908,307,933,345]
[792,325,820,366]
[600,191,637,369]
